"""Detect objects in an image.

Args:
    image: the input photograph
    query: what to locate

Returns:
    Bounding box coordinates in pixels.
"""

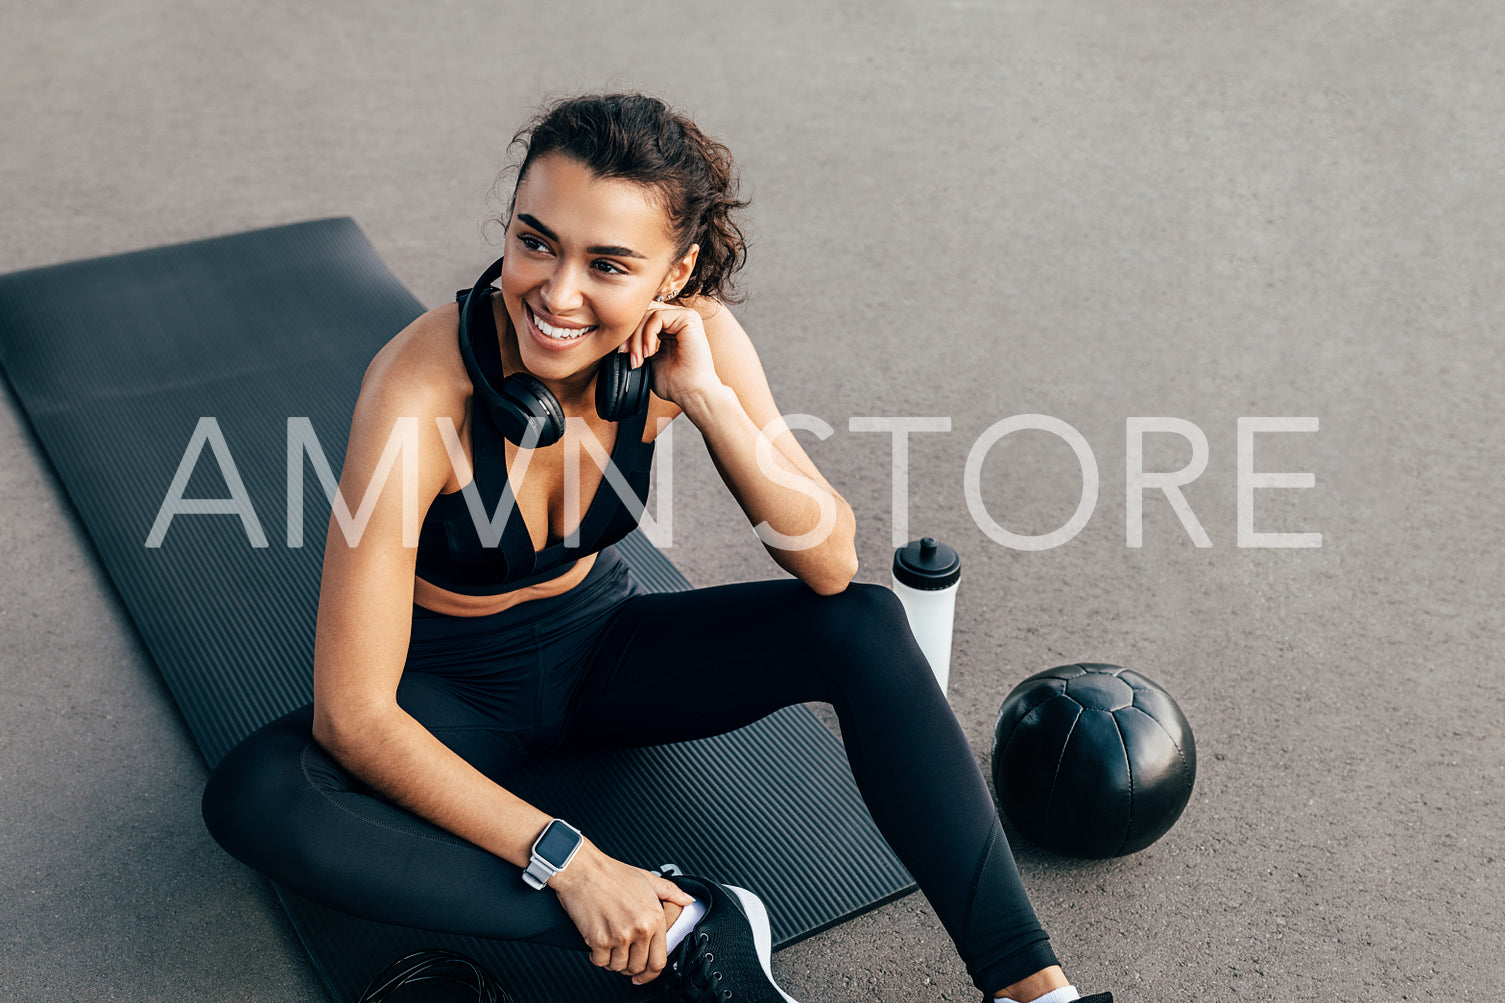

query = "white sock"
[665,896,707,951]
[994,987,1081,1003]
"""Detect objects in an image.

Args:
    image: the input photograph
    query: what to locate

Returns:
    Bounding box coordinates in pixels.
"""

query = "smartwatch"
[523,818,584,890]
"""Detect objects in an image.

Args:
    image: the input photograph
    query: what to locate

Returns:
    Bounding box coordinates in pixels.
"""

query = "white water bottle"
[890,537,962,695]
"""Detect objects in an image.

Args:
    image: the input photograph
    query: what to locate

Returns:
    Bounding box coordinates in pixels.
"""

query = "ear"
[664,243,700,298]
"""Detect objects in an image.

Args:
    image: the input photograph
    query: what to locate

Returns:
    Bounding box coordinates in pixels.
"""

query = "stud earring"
[655,288,679,303]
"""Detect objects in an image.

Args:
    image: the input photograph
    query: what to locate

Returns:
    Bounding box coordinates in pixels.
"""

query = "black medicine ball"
[991,662,1196,858]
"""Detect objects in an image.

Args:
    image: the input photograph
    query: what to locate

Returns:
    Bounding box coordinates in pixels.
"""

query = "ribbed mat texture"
[0,218,915,1002]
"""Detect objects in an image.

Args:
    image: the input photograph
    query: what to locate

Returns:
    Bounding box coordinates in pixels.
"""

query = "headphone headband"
[457,255,511,415]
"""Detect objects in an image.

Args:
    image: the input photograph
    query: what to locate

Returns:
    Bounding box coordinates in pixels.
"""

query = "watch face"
[535,820,581,867]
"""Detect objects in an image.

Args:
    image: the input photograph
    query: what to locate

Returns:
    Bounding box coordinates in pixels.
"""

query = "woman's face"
[499,153,691,385]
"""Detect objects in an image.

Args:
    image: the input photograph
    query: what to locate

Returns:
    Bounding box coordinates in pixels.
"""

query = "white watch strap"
[522,857,556,890]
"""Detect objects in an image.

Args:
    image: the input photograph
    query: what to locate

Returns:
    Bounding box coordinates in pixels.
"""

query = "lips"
[526,303,596,342]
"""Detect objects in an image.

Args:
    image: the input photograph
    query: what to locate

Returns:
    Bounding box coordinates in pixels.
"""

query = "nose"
[540,261,585,315]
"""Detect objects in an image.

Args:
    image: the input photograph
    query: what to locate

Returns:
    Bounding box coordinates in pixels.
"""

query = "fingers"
[634,927,669,985]
[585,892,677,982]
[634,314,651,369]
[655,875,696,908]
[636,309,666,369]
[625,935,652,982]
[561,853,684,983]
[645,322,661,365]
[605,918,666,983]
[630,875,690,984]
[625,303,690,370]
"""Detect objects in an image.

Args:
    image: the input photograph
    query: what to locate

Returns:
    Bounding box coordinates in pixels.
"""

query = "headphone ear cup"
[498,372,567,448]
[457,268,569,450]
[596,352,652,423]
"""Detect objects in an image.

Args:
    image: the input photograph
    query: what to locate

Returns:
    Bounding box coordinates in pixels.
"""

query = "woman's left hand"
[618,301,724,406]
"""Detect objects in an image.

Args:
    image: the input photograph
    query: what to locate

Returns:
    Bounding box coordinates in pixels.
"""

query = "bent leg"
[201,701,586,951]
[558,580,1058,992]
[202,557,643,950]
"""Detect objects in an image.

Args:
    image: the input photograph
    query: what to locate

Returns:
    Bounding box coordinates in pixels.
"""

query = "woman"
[203,93,1109,1003]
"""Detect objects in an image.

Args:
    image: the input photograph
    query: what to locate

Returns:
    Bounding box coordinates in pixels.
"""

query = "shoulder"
[357,301,471,422]
[683,294,737,330]
[684,296,756,363]
[690,297,767,386]
[341,302,474,491]
[344,301,472,475]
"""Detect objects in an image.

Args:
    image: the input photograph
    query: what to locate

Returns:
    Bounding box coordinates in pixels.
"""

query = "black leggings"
[202,547,1056,993]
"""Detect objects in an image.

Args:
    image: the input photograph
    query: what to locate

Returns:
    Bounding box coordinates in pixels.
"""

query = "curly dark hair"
[496,93,751,304]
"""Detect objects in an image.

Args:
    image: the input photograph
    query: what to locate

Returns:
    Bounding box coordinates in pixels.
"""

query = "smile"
[526,303,596,342]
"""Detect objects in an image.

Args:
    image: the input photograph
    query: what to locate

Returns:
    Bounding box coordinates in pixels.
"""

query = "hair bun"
[497,93,750,304]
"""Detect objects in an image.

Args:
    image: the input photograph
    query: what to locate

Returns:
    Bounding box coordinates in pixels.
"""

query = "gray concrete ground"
[3,2,1501,1000]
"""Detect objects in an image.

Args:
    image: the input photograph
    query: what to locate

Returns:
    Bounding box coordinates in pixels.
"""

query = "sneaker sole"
[724,885,799,1003]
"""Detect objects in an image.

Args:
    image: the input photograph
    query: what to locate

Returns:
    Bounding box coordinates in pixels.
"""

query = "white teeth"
[530,306,594,341]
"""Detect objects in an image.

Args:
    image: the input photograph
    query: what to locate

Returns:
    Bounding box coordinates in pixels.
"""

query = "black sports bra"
[412,293,656,597]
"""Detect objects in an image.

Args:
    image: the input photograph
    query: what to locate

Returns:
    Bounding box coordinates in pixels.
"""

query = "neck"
[494,298,597,409]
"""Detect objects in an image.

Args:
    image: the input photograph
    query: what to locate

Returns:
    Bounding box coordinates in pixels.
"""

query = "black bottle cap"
[892,537,961,591]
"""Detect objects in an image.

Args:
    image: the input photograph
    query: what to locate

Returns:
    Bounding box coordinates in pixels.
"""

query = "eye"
[517,233,550,254]
[592,259,626,275]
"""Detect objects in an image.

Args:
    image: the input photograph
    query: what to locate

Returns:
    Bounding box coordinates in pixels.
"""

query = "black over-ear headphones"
[458,256,653,448]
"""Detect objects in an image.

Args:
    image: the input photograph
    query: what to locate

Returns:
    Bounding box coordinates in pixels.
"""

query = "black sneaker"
[661,874,797,1002]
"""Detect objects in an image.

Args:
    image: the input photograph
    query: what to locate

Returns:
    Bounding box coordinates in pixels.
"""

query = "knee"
[202,767,243,853]
[201,707,316,870]
[835,581,910,629]
[812,582,911,642]
[804,582,928,681]
[201,739,268,865]
[202,733,277,856]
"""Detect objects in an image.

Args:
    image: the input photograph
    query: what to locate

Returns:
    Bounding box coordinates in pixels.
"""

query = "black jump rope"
[359,948,514,1003]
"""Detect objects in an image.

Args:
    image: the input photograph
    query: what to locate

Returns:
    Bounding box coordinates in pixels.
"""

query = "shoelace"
[670,930,732,1001]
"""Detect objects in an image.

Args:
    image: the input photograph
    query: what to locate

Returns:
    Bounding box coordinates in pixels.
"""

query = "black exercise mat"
[0,218,915,1001]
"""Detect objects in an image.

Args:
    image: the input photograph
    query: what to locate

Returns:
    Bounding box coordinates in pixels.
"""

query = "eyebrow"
[516,213,647,259]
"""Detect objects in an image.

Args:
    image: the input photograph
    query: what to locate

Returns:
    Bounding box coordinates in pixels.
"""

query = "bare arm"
[630,301,859,594]
[309,337,553,867]
[309,319,689,981]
